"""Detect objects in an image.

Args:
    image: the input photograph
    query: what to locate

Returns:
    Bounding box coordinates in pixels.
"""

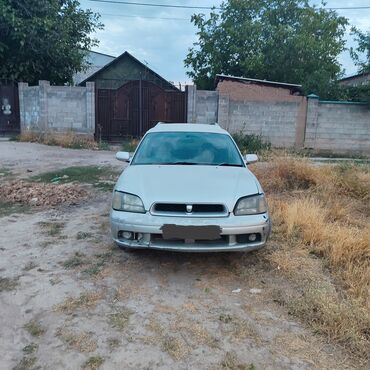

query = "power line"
[88,0,220,10]
[89,0,370,12]
[327,6,370,10]
[100,12,189,20]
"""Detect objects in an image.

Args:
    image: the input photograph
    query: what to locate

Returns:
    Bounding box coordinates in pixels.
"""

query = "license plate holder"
[161,224,221,240]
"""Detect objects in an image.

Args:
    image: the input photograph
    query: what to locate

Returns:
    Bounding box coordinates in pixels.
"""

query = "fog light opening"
[122,231,133,240]
[248,233,257,242]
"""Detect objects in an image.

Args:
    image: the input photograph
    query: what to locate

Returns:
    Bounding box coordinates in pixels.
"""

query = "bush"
[121,138,139,152]
[18,131,98,150]
[232,131,271,155]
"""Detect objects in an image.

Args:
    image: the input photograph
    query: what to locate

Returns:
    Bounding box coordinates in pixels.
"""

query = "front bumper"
[110,210,271,252]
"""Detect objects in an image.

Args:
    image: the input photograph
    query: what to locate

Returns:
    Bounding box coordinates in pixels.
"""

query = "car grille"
[151,203,228,217]
[151,234,229,245]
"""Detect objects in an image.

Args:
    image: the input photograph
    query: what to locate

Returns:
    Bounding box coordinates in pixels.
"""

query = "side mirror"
[116,151,130,162]
[245,154,258,164]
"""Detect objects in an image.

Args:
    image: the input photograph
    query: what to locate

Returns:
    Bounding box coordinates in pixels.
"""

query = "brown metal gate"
[96,80,186,141]
[0,80,20,136]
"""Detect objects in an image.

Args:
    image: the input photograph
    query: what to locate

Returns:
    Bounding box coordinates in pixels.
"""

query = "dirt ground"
[0,142,358,370]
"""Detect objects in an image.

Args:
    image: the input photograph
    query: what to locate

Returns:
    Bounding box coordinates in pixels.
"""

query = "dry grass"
[0,276,19,292]
[255,156,370,362]
[13,356,38,370]
[55,291,102,314]
[18,131,98,150]
[56,328,97,352]
[24,320,45,337]
[220,351,255,370]
[108,308,132,331]
[82,356,104,370]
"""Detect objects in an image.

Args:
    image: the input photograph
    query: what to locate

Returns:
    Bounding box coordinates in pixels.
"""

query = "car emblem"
[186,204,193,213]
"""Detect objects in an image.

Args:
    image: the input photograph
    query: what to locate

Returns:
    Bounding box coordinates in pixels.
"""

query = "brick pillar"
[294,96,308,148]
[304,94,319,149]
[38,80,50,132]
[217,94,230,130]
[18,82,28,132]
[186,85,197,123]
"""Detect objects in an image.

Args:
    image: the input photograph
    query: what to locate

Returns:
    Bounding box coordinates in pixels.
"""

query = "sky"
[80,0,370,85]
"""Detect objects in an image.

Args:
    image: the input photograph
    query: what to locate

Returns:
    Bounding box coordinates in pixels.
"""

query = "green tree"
[0,0,103,84]
[351,28,370,73]
[185,0,348,96]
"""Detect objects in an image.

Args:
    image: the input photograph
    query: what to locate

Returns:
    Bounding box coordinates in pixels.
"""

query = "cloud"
[82,0,370,81]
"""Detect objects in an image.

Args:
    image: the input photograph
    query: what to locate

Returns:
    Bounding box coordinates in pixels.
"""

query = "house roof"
[79,51,179,91]
[215,74,302,90]
[88,50,116,59]
[339,71,370,81]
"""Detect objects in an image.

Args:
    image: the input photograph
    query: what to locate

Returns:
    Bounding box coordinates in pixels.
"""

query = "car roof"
[147,123,230,134]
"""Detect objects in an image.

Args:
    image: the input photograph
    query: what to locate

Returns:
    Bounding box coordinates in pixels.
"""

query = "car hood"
[115,165,261,211]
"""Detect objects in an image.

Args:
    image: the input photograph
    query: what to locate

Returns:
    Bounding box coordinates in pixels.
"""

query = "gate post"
[38,80,50,132]
[86,82,95,135]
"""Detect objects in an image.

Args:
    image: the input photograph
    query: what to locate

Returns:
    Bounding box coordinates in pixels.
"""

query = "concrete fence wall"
[187,85,370,154]
[305,97,370,153]
[186,85,218,124]
[18,80,95,136]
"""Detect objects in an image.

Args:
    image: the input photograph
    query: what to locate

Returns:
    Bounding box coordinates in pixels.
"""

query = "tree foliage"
[351,28,370,73]
[185,0,348,96]
[0,0,103,84]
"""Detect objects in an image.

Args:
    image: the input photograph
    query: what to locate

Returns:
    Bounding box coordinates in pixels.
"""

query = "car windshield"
[131,131,244,166]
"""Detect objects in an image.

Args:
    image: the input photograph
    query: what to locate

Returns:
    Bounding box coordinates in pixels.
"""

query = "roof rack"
[156,122,219,126]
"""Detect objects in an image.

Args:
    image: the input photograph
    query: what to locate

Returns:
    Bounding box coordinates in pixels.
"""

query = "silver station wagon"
[110,123,271,252]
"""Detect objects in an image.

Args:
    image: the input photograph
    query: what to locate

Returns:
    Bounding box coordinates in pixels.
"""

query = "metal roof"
[216,74,302,89]
[338,71,370,81]
[79,51,180,91]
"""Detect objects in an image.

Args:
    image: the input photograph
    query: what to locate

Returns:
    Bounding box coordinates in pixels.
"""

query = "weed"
[0,167,13,180]
[38,221,65,237]
[13,356,38,370]
[161,335,188,360]
[23,261,38,271]
[108,308,132,331]
[219,313,233,323]
[0,276,19,292]
[221,351,254,370]
[56,328,97,352]
[81,265,101,276]
[62,252,87,269]
[18,131,98,150]
[82,356,104,370]
[49,277,61,286]
[81,252,113,276]
[76,231,93,240]
[0,201,30,218]
[98,141,111,150]
[24,321,45,337]
[31,166,119,191]
[107,338,120,350]
[232,130,271,155]
[55,292,101,313]
[121,138,139,153]
[22,343,38,355]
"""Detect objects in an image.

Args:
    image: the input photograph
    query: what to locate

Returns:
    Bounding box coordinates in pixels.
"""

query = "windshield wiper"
[216,163,243,167]
[160,161,199,165]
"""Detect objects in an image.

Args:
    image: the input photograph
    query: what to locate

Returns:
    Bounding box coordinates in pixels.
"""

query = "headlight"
[234,194,267,215]
[112,191,145,213]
